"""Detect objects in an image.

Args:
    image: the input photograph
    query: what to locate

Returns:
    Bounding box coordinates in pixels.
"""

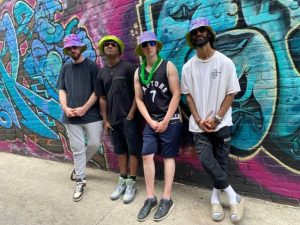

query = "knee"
[87,139,101,150]
[142,154,153,163]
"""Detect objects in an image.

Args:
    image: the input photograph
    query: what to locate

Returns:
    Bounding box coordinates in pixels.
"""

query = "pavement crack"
[94,200,122,225]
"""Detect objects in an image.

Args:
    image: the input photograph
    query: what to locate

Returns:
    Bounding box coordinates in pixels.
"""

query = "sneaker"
[70,168,76,181]
[153,198,174,221]
[137,197,158,221]
[123,178,137,204]
[110,176,126,200]
[73,178,87,202]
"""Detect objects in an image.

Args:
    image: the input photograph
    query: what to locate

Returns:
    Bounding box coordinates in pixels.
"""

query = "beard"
[191,36,210,48]
[70,52,81,60]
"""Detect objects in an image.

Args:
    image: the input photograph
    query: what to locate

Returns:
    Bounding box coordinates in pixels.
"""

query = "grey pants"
[193,126,231,189]
[64,120,103,180]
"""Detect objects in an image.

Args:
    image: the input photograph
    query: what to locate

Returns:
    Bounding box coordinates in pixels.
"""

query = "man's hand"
[156,119,169,133]
[103,121,112,134]
[204,117,219,131]
[197,119,214,132]
[73,106,87,117]
[63,107,76,117]
[149,119,159,131]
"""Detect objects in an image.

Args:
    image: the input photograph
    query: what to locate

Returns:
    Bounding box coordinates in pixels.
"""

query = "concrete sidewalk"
[0,152,299,225]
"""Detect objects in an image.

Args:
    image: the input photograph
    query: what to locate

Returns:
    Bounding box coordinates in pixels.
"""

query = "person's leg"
[143,153,155,198]
[162,158,175,199]
[213,127,245,222]
[153,122,181,221]
[83,120,103,162]
[64,123,86,180]
[109,123,128,200]
[137,124,158,221]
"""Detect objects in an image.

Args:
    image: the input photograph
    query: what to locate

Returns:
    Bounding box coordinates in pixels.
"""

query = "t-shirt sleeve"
[90,61,100,89]
[226,61,241,95]
[94,70,105,96]
[181,65,190,94]
[56,65,66,90]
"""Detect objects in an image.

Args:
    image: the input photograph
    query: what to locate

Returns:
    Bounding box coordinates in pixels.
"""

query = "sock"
[120,174,127,179]
[129,175,136,181]
[211,188,220,204]
[224,185,238,204]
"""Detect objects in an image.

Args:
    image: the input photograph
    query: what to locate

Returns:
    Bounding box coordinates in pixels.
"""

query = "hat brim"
[135,40,163,57]
[98,35,125,55]
[63,45,87,56]
[185,26,216,48]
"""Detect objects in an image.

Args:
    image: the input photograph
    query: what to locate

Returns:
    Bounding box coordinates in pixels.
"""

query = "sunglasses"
[191,27,207,36]
[66,46,80,51]
[141,41,157,48]
[104,41,118,47]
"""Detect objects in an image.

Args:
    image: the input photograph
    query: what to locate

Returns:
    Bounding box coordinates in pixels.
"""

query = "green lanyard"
[140,56,162,85]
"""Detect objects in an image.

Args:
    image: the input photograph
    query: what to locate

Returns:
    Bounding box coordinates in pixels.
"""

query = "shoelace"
[75,182,84,192]
[125,185,133,194]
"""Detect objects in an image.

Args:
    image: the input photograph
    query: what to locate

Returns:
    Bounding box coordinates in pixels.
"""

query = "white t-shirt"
[181,51,240,133]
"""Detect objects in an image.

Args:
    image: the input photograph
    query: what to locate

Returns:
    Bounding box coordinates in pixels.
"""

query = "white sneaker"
[73,179,87,202]
[123,178,136,204]
[110,177,126,200]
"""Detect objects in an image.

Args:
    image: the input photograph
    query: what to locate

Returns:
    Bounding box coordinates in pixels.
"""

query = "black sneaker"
[153,198,174,221]
[70,168,76,181]
[137,197,158,221]
[73,178,86,202]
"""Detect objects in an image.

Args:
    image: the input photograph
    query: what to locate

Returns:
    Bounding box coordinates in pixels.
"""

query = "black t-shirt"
[138,60,180,122]
[94,60,135,125]
[57,58,102,124]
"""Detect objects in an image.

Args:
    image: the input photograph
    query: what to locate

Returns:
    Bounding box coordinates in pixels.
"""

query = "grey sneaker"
[73,178,87,202]
[110,176,126,200]
[153,199,174,221]
[70,168,76,181]
[123,178,136,204]
[137,197,158,221]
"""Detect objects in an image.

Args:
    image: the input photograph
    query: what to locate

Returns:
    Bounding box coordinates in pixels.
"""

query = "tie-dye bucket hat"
[63,34,87,55]
[98,35,125,55]
[135,31,163,57]
[185,17,216,48]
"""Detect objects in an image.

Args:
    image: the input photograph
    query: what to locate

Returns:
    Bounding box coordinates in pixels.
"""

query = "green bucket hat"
[185,17,216,48]
[98,35,125,55]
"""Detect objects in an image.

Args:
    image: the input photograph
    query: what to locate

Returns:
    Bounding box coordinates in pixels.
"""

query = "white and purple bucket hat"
[63,34,87,55]
[135,31,163,57]
[185,17,216,48]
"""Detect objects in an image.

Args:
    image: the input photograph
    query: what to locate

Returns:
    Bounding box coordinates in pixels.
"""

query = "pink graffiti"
[238,152,300,199]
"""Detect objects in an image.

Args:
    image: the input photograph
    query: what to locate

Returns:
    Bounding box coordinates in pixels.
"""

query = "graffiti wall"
[1,0,300,206]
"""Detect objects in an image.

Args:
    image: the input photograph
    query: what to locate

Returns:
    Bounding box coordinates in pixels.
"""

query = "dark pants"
[193,126,231,189]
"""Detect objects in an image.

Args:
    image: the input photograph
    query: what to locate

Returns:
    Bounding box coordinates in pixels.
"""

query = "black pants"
[193,126,231,189]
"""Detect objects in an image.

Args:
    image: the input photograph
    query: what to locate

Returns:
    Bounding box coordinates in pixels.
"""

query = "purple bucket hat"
[185,17,216,48]
[135,31,163,57]
[63,34,87,55]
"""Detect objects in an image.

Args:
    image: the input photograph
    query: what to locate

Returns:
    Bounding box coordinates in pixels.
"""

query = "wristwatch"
[214,114,223,123]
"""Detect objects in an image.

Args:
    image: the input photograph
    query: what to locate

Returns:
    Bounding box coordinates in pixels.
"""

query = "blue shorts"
[142,122,182,158]
[111,118,141,156]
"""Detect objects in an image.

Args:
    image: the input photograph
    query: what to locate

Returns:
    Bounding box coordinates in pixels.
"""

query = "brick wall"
[0,0,300,206]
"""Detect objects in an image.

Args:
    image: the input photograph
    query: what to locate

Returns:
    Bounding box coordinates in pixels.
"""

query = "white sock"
[211,188,221,204]
[224,185,237,204]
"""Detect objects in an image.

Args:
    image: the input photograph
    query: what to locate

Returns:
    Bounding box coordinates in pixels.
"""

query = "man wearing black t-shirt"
[95,35,140,204]
[57,34,103,202]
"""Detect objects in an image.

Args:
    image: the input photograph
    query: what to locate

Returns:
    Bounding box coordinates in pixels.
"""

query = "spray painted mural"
[0,0,300,205]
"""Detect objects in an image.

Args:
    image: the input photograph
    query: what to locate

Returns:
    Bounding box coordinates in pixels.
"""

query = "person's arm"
[205,93,235,130]
[156,61,181,133]
[127,63,137,120]
[186,94,212,132]
[59,90,75,117]
[99,96,112,133]
[73,93,98,117]
[134,68,159,130]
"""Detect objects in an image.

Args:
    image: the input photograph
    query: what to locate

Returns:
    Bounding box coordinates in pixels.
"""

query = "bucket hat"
[185,18,216,48]
[135,31,163,57]
[98,35,125,55]
[63,34,87,55]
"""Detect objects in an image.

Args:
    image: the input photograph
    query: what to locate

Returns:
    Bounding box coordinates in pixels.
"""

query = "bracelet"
[214,115,223,123]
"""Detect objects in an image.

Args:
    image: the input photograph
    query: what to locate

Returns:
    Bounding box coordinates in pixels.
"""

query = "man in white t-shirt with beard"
[181,17,244,223]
